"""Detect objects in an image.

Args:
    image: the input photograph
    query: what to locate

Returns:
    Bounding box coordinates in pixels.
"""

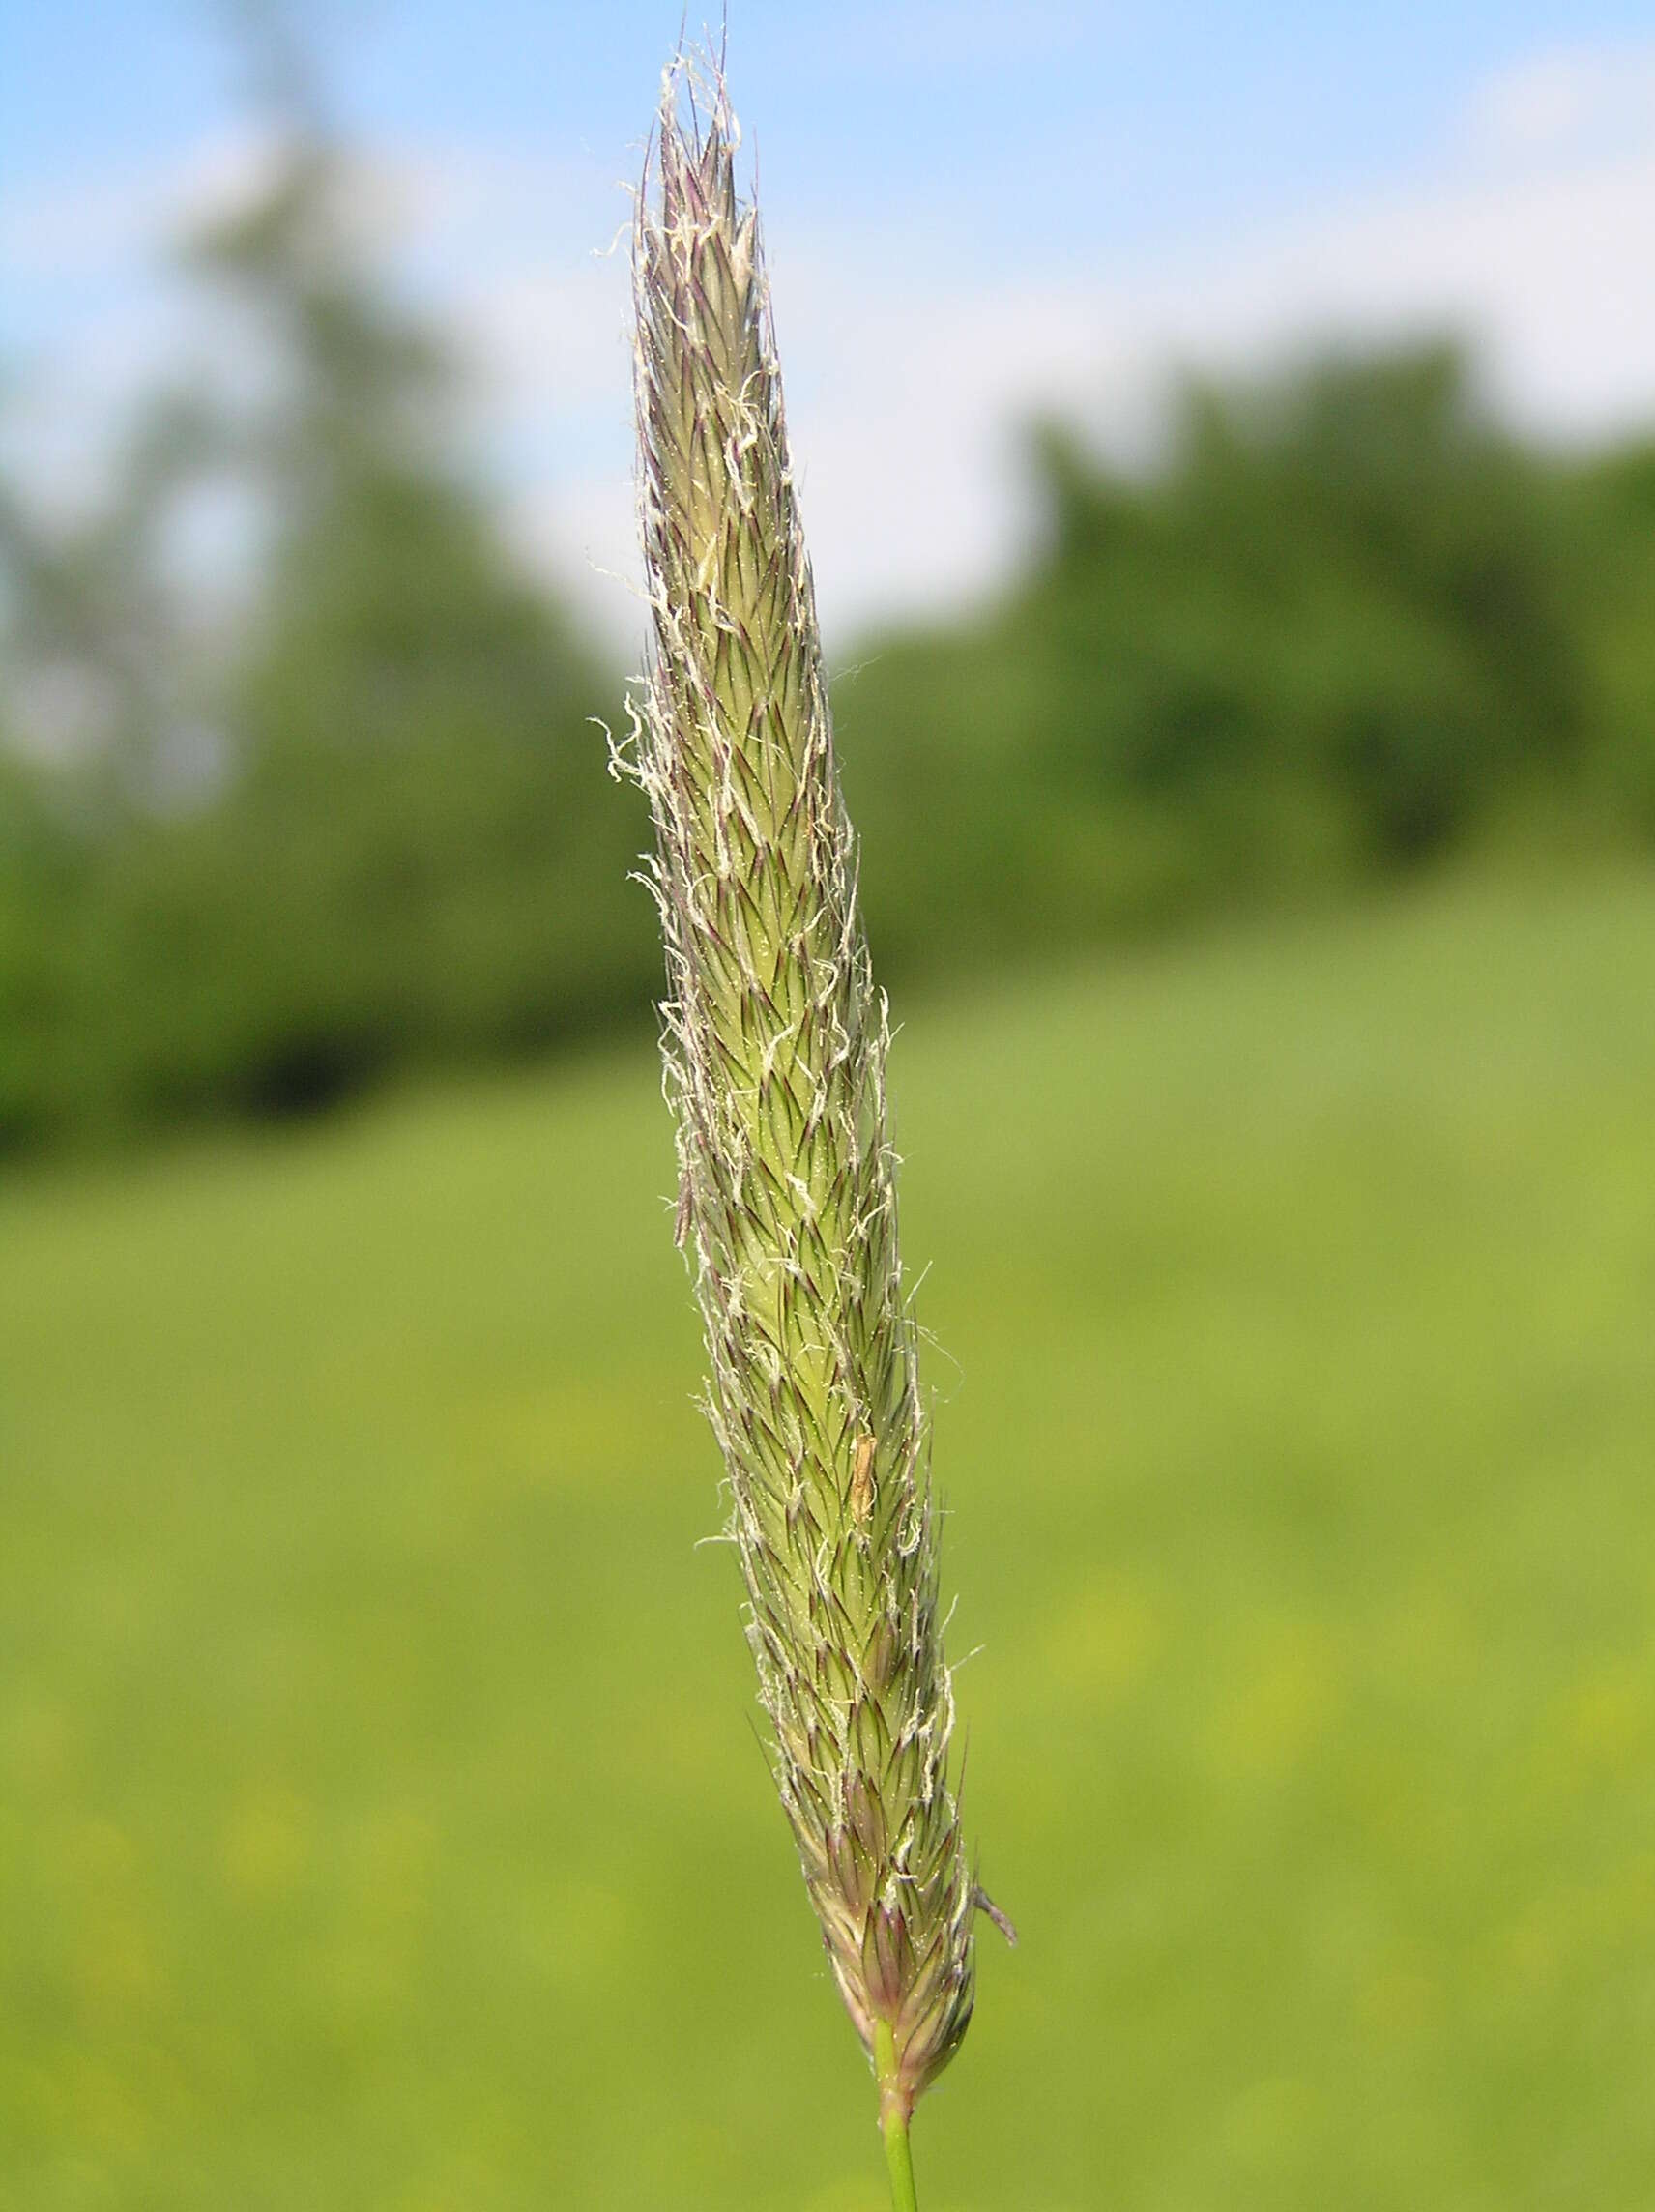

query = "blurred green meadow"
[4,866,1652,2210]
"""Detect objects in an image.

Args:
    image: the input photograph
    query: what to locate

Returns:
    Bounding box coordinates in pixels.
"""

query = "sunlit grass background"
[4,867,1651,2209]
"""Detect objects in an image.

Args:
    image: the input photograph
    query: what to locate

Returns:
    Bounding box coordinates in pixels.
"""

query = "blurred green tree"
[0,21,652,1148]
[832,342,1647,985]
[122,101,650,1121]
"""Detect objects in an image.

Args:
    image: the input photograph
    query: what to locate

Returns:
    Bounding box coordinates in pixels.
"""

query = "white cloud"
[0,128,288,279]
[460,266,631,416]
[1100,148,1655,442]
[1466,40,1655,161]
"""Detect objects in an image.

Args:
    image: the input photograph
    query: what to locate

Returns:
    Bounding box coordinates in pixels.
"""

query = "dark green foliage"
[100,459,650,1128]
[0,757,92,1152]
[833,344,1654,986]
[1564,440,1655,833]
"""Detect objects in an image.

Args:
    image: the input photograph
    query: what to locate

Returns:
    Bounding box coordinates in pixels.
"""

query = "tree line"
[3,103,1652,1155]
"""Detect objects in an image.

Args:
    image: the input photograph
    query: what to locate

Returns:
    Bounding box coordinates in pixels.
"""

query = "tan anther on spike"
[851,1432,877,1526]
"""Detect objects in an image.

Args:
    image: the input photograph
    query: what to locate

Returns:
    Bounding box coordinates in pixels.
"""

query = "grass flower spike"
[625,55,993,2197]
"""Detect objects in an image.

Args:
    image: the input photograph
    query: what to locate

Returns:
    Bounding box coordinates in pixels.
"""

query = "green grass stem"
[875,2022,920,2212]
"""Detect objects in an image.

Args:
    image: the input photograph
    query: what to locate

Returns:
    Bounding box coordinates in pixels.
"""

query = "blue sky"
[6,2,1655,642]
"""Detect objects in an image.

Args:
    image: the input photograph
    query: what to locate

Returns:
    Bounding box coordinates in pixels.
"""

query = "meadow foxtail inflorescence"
[623,53,1002,2196]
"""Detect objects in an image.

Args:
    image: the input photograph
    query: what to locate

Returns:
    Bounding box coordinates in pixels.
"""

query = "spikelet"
[624,61,978,2120]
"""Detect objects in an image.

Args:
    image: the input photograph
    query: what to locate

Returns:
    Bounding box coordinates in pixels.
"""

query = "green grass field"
[3,871,1653,2210]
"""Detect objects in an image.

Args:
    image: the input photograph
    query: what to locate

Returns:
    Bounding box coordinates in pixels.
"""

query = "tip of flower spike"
[651,34,740,181]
